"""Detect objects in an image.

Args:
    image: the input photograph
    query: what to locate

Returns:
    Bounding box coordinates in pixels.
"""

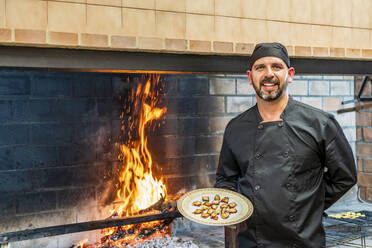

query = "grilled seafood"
[191,193,238,221]
[228,208,237,214]
[201,213,210,218]
[221,212,230,219]
[228,202,237,208]
[193,209,203,214]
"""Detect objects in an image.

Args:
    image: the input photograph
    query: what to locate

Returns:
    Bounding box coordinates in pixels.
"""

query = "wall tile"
[266,0,290,22]
[236,43,254,54]
[332,27,351,48]
[291,0,311,23]
[289,23,312,46]
[215,16,241,42]
[186,14,214,41]
[0,28,11,42]
[241,0,267,19]
[156,0,185,12]
[86,5,121,35]
[267,21,289,45]
[311,25,332,47]
[215,0,241,17]
[122,8,156,37]
[87,0,121,6]
[311,0,332,25]
[6,0,47,29]
[332,0,352,27]
[124,0,155,9]
[185,0,214,15]
[351,0,370,28]
[48,2,86,33]
[156,11,186,39]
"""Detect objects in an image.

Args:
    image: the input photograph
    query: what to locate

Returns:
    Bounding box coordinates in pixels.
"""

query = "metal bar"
[0,211,182,244]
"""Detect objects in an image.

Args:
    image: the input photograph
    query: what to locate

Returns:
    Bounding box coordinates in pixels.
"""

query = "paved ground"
[177,226,372,248]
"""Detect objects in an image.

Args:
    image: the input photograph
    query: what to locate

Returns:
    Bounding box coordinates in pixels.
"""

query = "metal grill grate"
[325,211,372,248]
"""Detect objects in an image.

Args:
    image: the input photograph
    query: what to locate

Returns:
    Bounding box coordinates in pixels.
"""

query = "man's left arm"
[323,115,357,210]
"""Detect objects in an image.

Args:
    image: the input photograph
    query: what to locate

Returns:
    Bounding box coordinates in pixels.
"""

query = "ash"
[126,235,199,248]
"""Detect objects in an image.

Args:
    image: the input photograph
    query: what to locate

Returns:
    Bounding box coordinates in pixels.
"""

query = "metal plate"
[177,188,254,226]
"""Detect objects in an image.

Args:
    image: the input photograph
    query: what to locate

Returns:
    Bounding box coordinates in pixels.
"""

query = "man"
[215,42,357,248]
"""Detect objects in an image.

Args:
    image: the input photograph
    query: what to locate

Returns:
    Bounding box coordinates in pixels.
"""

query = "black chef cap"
[248,42,290,70]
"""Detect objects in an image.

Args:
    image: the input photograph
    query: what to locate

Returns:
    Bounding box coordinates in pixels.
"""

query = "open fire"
[77,75,173,248]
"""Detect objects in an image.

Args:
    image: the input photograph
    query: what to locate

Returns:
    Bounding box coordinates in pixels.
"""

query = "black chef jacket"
[215,97,357,248]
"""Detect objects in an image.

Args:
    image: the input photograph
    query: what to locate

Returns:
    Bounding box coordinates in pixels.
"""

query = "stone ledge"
[1,29,372,60]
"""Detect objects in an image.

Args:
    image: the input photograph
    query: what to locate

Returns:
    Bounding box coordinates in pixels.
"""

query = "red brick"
[362,49,372,58]
[286,46,294,56]
[356,112,372,126]
[357,158,364,172]
[49,31,78,46]
[357,127,362,141]
[235,43,254,54]
[111,35,137,49]
[313,47,329,57]
[165,38,187,51]
[363,128,372,142]
[138,37,163,50]
[213,41,233,53]
[15,29,46,44]
[364,159,372,173]
[189,40,211,53]
[358,172,372,187]
[357,143,372,157]
[0,28,12,42]
[346,48,361,57]
[81,33,108,47]
[330,48,345,57]
[367,187,372,201]
[294,46,311,56]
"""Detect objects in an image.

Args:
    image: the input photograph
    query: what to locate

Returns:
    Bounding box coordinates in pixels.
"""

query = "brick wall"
[0,1,371,59]
[355,76,372,201]
[0,71,358,247]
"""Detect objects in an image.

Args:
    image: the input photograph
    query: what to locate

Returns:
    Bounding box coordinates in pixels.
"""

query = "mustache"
[260,78,280,86]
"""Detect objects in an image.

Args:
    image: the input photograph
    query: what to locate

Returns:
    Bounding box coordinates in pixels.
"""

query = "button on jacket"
[215,98,357,248]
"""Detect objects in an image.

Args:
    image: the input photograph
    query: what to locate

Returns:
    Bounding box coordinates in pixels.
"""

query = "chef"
[215,42,357,248]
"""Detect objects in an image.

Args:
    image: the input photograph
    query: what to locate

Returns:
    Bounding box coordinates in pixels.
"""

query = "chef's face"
[247,57,295,102]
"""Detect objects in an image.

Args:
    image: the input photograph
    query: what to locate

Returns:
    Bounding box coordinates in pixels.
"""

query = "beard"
[252,74,288,102]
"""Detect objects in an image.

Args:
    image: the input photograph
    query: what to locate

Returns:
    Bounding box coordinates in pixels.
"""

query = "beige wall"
[1,0,372,59]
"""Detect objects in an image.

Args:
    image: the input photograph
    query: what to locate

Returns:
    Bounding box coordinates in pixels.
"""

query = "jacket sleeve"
[214,124,240,192]
[323,115,357,210]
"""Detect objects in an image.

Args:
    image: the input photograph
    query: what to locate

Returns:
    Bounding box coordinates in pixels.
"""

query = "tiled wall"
[0,0,372,58]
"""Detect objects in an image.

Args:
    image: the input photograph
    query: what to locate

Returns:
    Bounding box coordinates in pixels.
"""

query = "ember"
[77,75,175,247]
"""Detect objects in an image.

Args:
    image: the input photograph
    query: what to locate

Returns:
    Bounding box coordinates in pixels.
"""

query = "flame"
[76,239,88,248]
[114,74,167,217]
[75,75,169,247]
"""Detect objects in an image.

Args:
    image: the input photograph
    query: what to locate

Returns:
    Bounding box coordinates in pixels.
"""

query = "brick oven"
[0,0,372,247]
